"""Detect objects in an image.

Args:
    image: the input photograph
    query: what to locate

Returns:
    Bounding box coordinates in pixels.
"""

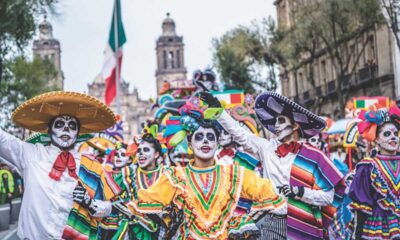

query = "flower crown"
[357,103,400,141]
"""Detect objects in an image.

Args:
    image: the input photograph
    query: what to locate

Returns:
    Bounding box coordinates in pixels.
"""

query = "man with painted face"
[199,91,345,240]
[0,91,118,239]
[122,109,284,239]
[349,106,400,239]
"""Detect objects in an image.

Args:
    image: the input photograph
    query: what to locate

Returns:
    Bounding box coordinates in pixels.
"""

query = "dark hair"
[141,133,162,156]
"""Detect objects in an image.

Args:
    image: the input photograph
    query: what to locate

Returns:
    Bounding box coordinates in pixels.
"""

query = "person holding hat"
[349,105,400,239]
[0,91,120,239]
[199,91,345,240]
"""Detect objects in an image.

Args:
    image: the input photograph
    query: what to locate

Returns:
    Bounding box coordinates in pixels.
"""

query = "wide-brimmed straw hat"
[12,91,116,134]
[255,91,326,138]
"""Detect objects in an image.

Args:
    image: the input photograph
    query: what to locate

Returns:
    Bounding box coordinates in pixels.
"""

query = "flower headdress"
[357,103,400,141]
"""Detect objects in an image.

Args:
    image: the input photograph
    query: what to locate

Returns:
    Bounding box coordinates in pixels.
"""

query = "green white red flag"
[103,0,126,106]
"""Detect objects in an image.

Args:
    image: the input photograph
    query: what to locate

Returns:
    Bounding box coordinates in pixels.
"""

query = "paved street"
[0,222,19,240]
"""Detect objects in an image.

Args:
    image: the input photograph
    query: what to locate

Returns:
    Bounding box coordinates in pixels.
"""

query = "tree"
[0,0,58,83]
[379,0,400,50]
[0,56,58,132]
[270,0,384,117]
[212,20,278,94]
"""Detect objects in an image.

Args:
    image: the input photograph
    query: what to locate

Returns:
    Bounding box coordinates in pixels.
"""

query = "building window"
[321,60,326,84]
[177,50,181,68]
[163,51,167,69]
[168,51,175,68]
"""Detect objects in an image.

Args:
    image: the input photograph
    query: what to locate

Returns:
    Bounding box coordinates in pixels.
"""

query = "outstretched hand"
[73,184,92,208]
[198,91,221,108]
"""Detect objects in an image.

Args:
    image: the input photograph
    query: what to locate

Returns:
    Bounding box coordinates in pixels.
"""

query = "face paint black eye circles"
[68,122,77,130]
[194,133,204,141]
[54,120,64,128]
[206,133,216,142]
[143,147,150,152]
[383,131,391,137]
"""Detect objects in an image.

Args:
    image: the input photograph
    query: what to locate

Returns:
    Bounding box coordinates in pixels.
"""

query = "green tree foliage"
[270,0,384,116]
[0,56,58,130]
[212,19,278,94]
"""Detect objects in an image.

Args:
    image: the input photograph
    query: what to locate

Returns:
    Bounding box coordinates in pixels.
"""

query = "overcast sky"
[48,0,276,100]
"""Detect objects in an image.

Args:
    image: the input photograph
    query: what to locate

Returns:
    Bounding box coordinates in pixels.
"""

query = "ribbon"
[49,151,78,181]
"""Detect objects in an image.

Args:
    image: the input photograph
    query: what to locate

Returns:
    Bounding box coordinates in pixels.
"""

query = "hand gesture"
[198,92,221,108]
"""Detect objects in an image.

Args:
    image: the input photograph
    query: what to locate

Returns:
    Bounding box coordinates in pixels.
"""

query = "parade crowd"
[0,69,399,240]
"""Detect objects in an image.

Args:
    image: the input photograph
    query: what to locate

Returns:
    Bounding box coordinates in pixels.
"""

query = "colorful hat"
[12,91,116,134]
[255,91,326,138]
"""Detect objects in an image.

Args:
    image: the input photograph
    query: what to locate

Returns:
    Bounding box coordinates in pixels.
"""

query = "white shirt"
[0,129,80,239]
[217,111,334,215]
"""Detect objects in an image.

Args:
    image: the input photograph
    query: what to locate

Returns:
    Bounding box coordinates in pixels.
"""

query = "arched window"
[168,51,175,68]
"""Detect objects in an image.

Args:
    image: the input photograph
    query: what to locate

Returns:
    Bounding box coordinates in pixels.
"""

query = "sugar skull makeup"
[219,130,233,147]
[190,126,218,160]
[307,135,322,149]
[50,115,79,149]
[376,123,399,154]
[274,115,294,141]
[137,142,158,170]
[113,147,130,169]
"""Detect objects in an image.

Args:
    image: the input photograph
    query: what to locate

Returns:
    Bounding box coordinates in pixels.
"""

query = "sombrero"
[12,91,116,134]
[255,92,326,138]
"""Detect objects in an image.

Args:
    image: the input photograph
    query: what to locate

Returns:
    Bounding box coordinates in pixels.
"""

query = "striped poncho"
[288,144,346,240]
[62,154,122,240]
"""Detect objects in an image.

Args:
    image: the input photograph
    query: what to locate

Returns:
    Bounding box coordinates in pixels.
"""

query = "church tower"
[155,13,187,95]
[32,16,64,90]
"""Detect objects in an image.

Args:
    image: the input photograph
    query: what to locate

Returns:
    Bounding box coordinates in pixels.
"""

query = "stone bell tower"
[155,13,187,95]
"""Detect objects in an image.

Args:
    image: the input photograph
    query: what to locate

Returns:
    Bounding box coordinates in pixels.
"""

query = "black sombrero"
[254,92,326,138]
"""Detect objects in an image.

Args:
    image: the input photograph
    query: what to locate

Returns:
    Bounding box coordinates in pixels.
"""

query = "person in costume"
[215,124,262,239]
[75,134,166,240]
[349,105,400,239]
[122,101,284,240]
[199,91,345,240]
[0,91,120,239]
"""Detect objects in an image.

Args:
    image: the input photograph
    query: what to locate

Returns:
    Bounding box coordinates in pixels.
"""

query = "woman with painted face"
[122,106,283,239]
[97,137,163,240]
[349,106,400,239]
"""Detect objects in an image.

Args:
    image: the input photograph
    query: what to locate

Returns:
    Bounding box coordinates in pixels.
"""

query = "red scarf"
[275,142,301,158]
[49,151,78,181]
[217,148,235,159]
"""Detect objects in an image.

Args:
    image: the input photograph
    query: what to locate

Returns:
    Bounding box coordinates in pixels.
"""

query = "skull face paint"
[307,135,322,149]
[190,126,218,161]
[137,142,157,170]
[113,147,130,169]
[274,115,294,142]
[219,130,233,147]
[50,115,79,149]
[376,123,399,154]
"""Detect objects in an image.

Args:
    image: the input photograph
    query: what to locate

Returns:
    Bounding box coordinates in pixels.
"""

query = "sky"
[48,0,276,100]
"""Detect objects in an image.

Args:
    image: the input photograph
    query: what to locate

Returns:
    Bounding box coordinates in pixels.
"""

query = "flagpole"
[114,0,121,115]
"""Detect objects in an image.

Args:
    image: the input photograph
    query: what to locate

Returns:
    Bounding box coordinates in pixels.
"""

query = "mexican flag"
[353,96,389,110]
[102,0,127,106]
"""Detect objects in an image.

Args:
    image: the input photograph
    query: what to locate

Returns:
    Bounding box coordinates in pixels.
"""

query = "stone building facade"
[87,74,152,139]
[32,16,64,90]
[275,0,396,119]
[155,13,187,96]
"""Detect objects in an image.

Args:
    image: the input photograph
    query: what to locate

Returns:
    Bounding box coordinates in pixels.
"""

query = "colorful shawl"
[288,144,346,240]
[62,154,122,240]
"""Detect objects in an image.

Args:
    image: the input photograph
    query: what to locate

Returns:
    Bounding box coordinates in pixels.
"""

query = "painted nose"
[63,127,69,132]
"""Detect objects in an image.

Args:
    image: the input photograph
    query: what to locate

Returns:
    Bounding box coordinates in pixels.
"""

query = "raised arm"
[0,128,36,173]
[217,110,268,156]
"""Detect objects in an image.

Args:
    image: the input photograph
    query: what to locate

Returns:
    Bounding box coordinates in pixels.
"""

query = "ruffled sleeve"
[348,161,374,215]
